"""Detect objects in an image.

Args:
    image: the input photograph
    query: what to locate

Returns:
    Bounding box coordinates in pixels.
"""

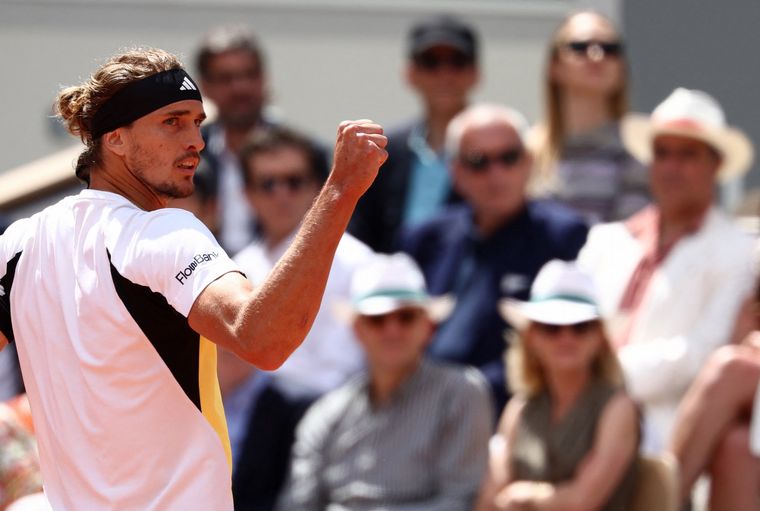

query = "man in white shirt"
[0,48,386,510]
[225,127,374,508]
[234,126,373,395]
[578,88,756,454]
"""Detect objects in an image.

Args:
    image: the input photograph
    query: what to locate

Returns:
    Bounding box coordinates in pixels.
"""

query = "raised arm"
[188,120,387,369]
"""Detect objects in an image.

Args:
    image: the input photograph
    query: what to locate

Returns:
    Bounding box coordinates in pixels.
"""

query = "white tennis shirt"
[0,189,240,510]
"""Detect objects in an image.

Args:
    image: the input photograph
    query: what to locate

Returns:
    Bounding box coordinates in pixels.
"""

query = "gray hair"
[445,103,530,159]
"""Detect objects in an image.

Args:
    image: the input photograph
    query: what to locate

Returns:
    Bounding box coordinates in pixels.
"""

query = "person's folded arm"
[493,392,639,511]
[473,396,526,511]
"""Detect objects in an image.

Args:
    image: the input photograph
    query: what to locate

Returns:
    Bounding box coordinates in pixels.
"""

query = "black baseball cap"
[408,15,478,61]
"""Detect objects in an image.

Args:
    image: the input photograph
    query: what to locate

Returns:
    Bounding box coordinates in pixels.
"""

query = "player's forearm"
[233,180,357,369]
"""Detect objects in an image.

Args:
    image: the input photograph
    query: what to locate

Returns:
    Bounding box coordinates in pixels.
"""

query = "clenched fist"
[330,120,388,201]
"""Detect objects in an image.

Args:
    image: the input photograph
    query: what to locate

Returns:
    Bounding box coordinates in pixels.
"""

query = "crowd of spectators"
[2,9,759,511]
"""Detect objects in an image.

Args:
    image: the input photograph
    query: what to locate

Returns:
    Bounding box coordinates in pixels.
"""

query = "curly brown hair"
[54,48,184,183]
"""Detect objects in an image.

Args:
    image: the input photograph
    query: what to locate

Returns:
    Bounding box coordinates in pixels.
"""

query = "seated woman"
[668,282,760,511]
[475,259,639,511]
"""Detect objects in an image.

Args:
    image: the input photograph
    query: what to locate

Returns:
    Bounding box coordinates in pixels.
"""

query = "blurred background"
[1,0,758,217]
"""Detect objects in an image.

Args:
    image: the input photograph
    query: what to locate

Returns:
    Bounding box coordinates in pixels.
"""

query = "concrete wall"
[0,0,616,174]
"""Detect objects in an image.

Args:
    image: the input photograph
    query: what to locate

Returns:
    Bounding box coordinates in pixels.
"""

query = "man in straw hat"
[277,252,492,510]
[578,87,757,454]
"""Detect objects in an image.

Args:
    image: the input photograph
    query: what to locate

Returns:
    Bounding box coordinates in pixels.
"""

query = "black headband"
[90,69,203,139]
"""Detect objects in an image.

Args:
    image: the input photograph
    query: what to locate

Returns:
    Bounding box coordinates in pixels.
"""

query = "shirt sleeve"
[112,209,241,317]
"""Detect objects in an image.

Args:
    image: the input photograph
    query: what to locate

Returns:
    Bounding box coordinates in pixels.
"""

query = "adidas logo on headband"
[179,77,197,91]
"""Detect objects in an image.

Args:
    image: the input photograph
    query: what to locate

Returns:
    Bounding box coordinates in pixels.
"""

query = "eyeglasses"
[459,148,524,173]
[361,308,425,329]
[252,174,314,195]
[533,320,597,336]
[562,40,623,60]
[413,53,474,71]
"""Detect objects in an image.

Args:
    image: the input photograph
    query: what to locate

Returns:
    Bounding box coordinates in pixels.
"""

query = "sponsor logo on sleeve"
[175,252,219,285]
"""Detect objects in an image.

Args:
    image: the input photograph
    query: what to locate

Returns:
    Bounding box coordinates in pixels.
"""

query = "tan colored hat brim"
[622,114,754,182]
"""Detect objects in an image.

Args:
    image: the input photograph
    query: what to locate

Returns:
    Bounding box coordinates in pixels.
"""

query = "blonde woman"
[529,11,648,224]
[475,260,639,511]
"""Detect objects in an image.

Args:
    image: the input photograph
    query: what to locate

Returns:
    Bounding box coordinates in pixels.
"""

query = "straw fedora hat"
[622,87,754,181]
[333,252,454,323]
[499,259,600,331]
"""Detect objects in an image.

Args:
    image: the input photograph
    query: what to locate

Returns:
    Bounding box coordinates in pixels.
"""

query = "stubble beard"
[129,157,195,201]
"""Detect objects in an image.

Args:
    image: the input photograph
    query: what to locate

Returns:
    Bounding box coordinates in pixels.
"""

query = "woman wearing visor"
[475,260,639,511]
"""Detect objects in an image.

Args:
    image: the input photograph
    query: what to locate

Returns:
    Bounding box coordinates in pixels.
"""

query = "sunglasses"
[533,320,597,336]
[361,308,425,329]
[459,148,523,173]
[563,40,623,59]
[252,174,313,195]
[414,53,474,71]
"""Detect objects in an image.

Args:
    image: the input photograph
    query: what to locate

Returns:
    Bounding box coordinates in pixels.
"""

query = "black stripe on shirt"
[0,251,21,343]
[108,251,201,410]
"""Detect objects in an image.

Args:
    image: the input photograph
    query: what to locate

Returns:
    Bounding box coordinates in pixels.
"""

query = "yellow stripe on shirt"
[198,336,232,470]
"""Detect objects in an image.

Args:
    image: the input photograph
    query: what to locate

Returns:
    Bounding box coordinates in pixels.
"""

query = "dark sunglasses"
[533,320,597,336]
[563,40,623,59]
[414,53,474,71]
[459,148,523,173]
[252,174,313,195]
[362,308,424,329]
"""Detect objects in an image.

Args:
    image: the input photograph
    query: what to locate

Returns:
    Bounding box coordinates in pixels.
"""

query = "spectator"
[196,25,328,255]
[475,260,638,511]
[400,103,588,413]
[529,11,648,224]
[349,14,479,252]
[578,87,756,454]
[217,348,312,511]
[669,278,760,510]
[196,25,269,254]
[276,253,492,510]
[234,126,371,396]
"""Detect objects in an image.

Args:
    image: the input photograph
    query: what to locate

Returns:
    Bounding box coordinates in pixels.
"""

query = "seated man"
[276,253,492,511]
[228,127,373,509]
[579,88,757,453]
[234,126,372,397]
[400,103,589,413]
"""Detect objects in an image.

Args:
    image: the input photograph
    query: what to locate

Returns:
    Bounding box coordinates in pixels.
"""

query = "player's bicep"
[187,270,253,356]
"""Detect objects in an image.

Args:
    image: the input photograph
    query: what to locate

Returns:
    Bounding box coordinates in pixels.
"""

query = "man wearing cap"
[0,48,386,510]
[276,253,492,511]
[349,14,480,253]
[578,87,757,454]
